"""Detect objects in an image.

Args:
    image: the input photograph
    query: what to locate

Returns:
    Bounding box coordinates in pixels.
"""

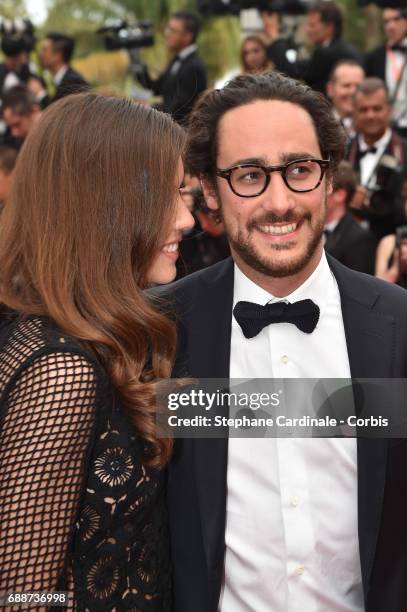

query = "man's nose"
[260,172,296,215]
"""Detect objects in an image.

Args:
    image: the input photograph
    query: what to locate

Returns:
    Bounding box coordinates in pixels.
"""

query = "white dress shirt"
[358,128,392,189]
[218,252,364,612]
[170,44,197,75]
[53,65,69,86]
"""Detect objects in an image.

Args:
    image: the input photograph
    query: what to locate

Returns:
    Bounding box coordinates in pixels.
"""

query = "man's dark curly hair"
[186,71,345,188]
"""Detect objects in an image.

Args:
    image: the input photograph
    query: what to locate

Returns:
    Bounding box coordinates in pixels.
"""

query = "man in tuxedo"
[136,11,207,125]
[365,8,407,138]
[157,72,407,612]
[298,0,362,94]
[260,8,299,78]
[346,77,407,240]
[39,32,89,103]
[324,160,376,273]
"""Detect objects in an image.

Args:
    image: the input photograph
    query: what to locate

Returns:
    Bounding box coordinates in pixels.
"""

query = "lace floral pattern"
[73,408,171,610]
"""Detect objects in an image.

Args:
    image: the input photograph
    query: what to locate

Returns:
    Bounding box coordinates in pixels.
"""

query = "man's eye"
[287,163,313,178]
[235,169,263,183]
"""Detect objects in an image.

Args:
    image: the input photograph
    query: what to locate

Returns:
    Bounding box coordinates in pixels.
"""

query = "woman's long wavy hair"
[0,93,184,467]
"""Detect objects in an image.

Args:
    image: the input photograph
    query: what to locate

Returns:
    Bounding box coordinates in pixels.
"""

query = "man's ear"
[200,177,220,211]
[326,175,334,196]
[326,80,333,100]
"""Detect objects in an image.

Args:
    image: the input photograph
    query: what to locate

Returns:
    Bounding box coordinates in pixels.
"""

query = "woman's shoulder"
[0,310,110,401]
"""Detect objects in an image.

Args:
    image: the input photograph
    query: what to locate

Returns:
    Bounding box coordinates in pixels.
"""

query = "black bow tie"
[390,44,407,53]
[233,299,320,339]
[358,146,377,159]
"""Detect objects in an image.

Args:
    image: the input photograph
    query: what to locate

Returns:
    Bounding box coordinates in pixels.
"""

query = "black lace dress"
[0,311,171,611]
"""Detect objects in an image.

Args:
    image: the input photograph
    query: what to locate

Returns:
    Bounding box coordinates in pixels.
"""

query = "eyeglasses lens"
[230,160,323,195]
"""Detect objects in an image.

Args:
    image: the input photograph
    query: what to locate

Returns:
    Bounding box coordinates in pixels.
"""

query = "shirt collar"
[324,218,340,232]
[358,127,392,152]
[233,251,331,314]
[177,44,197,60]
[54,65,69,85]
[387,36,407,50]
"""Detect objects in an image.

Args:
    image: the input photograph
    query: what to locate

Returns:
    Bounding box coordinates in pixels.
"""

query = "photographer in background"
[176,177,230,279]
[376,224,407,288]
[324,161,377,274]
[0,19,36,100]
[136,11,207,125]
[346,78,407,241]
[365,7,407,139]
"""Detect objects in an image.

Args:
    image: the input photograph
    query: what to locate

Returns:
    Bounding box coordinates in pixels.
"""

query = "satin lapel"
[378,49,386,81]
[328,256,392,595]
[188,259,234,577]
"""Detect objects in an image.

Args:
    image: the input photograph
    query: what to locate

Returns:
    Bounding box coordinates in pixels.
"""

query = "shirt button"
[281,355,289,364]
[296,565,305,576]
[290,496,299,507]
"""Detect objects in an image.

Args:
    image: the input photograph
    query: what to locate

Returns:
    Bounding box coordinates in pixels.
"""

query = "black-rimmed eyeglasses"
[216,158,330,197]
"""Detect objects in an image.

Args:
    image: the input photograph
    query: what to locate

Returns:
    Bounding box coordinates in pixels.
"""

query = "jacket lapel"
[186,259,234,582]
[328,256,392,597]
[325,213,352,256]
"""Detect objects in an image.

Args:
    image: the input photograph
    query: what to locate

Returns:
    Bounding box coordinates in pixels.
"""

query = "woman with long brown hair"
[0,93,193,609]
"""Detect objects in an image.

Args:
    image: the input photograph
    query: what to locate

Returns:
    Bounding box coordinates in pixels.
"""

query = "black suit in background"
[298,37,362,93]
[266,38,299,78]
[0,62,34,95]
[52,67,89,102]
[138,50,207,125]
[324,213,377,274]
[364,45,387,82]
[153,255,407,612]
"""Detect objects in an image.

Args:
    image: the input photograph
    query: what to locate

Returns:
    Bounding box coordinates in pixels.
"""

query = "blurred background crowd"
[0,0,406,288]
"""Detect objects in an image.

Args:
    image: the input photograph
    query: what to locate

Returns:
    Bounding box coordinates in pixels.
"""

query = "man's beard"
[220,204,326,279]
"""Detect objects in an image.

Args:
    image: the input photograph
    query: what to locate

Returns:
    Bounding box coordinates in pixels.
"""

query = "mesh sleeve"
[0,351,98,594]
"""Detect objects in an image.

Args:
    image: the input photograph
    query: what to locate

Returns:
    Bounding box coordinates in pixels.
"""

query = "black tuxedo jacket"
[346,131,407,239]
[53,67,89,102]
[154,256,407,612]
[138,51,207,124]
[364,45,386,81]
[298,37,362,93]
[324,213,377,274]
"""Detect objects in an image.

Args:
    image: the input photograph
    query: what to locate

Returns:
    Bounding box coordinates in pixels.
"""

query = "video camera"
[368,153,404,218]
[97,19,154,51]
[0,18,36,57]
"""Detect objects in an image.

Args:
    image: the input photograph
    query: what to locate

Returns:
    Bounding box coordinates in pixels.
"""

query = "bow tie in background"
[358,146,377,159]
[390,44,407,53]
[233,299,320,339]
